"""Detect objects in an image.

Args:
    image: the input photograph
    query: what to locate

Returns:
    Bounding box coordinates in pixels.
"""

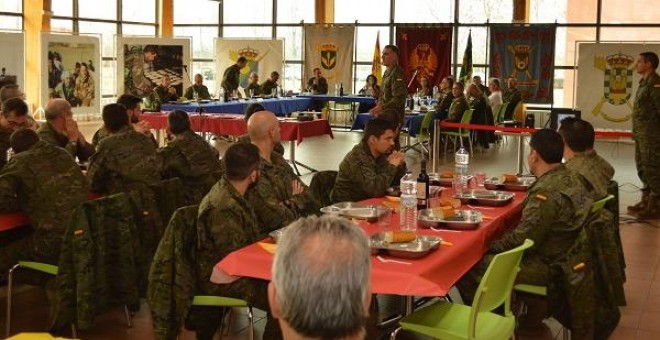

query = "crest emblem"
[320,43,337,70]
[230,46,268,88]
[408,43,438,82]
[592,52,634,122]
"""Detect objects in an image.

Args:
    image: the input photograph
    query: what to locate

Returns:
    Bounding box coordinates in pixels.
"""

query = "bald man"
[37,98,95,162]
[243,111,320,232]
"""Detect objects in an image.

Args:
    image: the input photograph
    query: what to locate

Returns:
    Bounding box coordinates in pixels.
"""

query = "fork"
[377,255,412,265]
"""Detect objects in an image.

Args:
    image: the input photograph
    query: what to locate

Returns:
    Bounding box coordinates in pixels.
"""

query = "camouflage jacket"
[502,87,522,120]
[379,64,407,125]
[307,76,329,94]
[237,134,285,156]
[447,95,470,122]
[37,121,95,162]
[0,140,89,262]
[245,83,263,96]
[221,65,241,92]
[565,151,615,200]
[183,84,211,100]
[332,141,407,203]
[92,125,158,150]
[158,130,222,204]
[196,178,261,295]
[0,127,11,169]
[246,151,320,233]
[633,72,660,141]
[87,125,162,195]
[490,164,593,265]
[435,90,454,118]
[152,85,178,111]
[261,79,278,96]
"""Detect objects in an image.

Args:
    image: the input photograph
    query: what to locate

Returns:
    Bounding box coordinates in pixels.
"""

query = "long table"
[211,191,525,301]
[161,97,313,116]
[141,113,334,175]
[351,113,426,137]
[297,94,377,105]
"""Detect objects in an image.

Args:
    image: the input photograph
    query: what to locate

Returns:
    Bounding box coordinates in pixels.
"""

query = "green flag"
[459,31,473,85]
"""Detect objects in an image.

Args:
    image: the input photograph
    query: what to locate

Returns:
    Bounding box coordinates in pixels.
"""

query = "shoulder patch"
[535,194,547,201]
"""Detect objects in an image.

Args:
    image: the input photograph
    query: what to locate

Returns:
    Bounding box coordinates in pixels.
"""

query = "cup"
[376,206,392,230]
[475,172,487,187]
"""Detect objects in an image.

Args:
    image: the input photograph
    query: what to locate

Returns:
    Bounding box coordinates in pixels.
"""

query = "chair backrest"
[513,101,524,122]
[468,239,534,338]
[458,109,474,136]
[494,102,509,125]
[418,109,436,137]
[591,194,615,213]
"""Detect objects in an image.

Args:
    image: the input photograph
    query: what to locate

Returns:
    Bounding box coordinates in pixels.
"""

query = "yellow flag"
[372,31,382,85]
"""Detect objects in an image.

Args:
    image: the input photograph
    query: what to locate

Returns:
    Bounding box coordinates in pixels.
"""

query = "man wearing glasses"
[0,98,30,168]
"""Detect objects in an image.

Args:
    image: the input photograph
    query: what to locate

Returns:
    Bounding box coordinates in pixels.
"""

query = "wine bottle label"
[416,183,427,199]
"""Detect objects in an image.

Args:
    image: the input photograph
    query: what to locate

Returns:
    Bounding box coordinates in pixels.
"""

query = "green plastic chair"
[591,194,615,213]
[401,110,435,155]
[493,102,509,125]
[441,109,475,157]
[191,296,254,339]
[390,239,534,340]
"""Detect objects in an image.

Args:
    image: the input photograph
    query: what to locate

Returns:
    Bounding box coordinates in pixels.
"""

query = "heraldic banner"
[216,39,284,91]
[395,26,452,93]
[304,24,355,93]
[576,43,660,130]
[489,24,555,104]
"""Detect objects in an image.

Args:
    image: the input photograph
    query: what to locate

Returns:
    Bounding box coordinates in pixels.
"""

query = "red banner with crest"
[396,26,453,94]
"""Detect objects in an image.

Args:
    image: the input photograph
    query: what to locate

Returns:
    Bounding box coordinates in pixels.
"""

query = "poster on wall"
[41,33,100,115]
[116,36,191,106]
[215,38,284,94]
[304,24,355,94]
[395,25,453,93]
[0,32,24,89]
[576,42,660,131]
[489,24,556,104]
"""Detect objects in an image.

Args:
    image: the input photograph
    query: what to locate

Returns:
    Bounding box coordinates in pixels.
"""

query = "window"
[277,0,314,24]
[123,1,156,23]
[601,0,657,24]
[556,27,596,67]
[0,15,21,30]
[277,26,304,60]
[122,24,156,36]
[456,27,488,66]
[355,27,390,62]
[223,27,272,39]
[52,0,73,17]
[78,0,116,21]
[174,26,217,59]
[394,0,452,23]
[174,0,218,24]
[459,0,512,23]
[0,0,21,13]
[600,27,660,41]
[223,0,273,25]
[336,0,390,24]
[79,21,116,57]
[531,0,597,23]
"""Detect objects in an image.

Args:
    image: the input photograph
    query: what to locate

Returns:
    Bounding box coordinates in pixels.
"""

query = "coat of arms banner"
[304,24,355,93]
[489,24,556,104]
[576,42,660,130]
[395,25,452,93]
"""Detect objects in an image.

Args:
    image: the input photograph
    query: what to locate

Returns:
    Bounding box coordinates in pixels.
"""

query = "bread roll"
[384,231,417,243]
[438,197,462,208]
[500,174,518,183]
[440,171,454,178]
[430,206,456,219]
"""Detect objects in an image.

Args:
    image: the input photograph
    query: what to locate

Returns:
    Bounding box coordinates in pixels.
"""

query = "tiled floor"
[0,121,656,339]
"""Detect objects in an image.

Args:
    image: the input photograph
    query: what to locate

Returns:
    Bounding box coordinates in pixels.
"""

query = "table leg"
[517,134,524,175]
[155,129,161,146]
[432,120,439,173]
[286,141,319,176]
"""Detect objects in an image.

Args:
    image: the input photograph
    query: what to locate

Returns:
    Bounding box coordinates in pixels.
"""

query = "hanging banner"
[0,32,24,89]
[304,24,355,93]
[396,25,452,93]
[576,42,660,130]
[215,38,284,91]
[489,24,556,104]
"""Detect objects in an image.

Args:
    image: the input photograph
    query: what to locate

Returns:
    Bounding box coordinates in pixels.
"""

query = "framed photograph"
[41,33,101,115]
[116,36,191,106]
[0,31,24,89]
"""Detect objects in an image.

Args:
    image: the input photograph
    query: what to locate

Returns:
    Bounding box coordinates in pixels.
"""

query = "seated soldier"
[158,110,221,203]
[93,94,156,148]
[558,117,615,199]
[245,111,319,232]
[151,75,178,111]
[87,103,161,194]
[0,84,39,130]
[37,98,95,162]
[0,129,89,277]
[0,98,31,168]
[445,81,469,123]
[269,215,371,340]
[193,142,281,340]
[184,73,211,100]
[332,118,406,203]
[245,72,262,97]
[238,103,284,155]
[456,129,593,326]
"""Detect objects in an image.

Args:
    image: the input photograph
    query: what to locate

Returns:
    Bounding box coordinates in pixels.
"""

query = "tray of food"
[484,174,536,191]
[385,186,443,202]
[418,208,482,230]
[320,202,389,222]
[454,190,514,207]
[429,171,473,187]
[369,231,441,259]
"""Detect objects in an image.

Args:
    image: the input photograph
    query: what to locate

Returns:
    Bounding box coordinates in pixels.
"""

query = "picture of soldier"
[123,44,185,110]
[46,43,96,108]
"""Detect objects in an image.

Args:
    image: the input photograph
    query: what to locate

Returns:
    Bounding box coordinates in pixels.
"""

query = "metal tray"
[484,176,536,191]
[320,202,389,222]
[418,209,482,230]
[431,176,473,187]
[369,233,441,259]
[454,190,514,207]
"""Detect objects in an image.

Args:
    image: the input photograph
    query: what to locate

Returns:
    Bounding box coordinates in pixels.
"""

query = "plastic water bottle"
[400,171,418,232]
[433,85,439,99]
[218,87,225,102]
[454,146,470,195]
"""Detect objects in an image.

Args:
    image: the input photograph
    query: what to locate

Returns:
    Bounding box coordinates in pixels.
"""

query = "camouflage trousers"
[635,139,660,196]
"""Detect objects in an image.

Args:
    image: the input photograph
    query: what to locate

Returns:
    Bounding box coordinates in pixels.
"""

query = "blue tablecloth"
[161,97,313,116]
[298,94,377,104]
[351,113,425,137]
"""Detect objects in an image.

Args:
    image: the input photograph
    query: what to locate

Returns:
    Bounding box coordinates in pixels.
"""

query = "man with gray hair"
[269,215,372,340]
[37,98,95,162]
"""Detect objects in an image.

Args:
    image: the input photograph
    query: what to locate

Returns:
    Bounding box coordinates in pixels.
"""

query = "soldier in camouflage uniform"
[558,117,614,200]
[628,52,660,219]
[244,72,263,97]
[239,103,285,155]
[260,71,280,96]
[193,142,281,340]
[446,82,470,123]
[0,129,89,277]
[502,77,522,120]
[93,94,157,148]
[244,111,319,233]
[158,110,221,204]
[332,118,406,203]
[456,130,593,326]
[221,57,247,98]
[87,103,161,194]
[151,76,178,112]
[183,74,211,100]
[124,44,158,98]
[0,98,31,168]
[370,45,407,150]
[37,99,95,162]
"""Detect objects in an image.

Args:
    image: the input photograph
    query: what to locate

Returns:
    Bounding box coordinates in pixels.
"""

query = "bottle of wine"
[417,159,430,210]
[339,83,344,97]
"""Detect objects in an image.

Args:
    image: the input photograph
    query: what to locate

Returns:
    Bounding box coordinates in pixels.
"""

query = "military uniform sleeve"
[183,86,193,100]
[76,140,96,163]
[381,69,407,112]
[0,159,23,212]
[341,153,399,198]
[200,86,211,100]
[447,100,465,122]
[651,78,660,113]
[247,185,301,232]
[318,78,329,94]
[86,146,110,193]
[489,191,561,254]
[157,146,184,180]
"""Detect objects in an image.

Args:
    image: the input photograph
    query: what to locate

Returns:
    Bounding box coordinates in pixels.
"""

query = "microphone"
[407,69,419,89]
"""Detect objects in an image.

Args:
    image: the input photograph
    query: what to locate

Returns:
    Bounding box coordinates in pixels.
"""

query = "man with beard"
[92,94,157,148]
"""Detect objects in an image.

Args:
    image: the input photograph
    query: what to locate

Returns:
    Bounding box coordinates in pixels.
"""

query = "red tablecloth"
[213,191,525,297]
[0,212,29,232]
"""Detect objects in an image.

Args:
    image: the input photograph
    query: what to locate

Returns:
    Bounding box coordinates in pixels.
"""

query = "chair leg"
[5,264,20,338]
[468,135,473,157]
[70,324,78,338]
[124,305,132,328]
[390,326,402,339]
[247,306,254,340]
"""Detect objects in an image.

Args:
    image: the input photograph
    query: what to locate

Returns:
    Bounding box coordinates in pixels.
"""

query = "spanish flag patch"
[535,194,547,201]
[74,229,85,236]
